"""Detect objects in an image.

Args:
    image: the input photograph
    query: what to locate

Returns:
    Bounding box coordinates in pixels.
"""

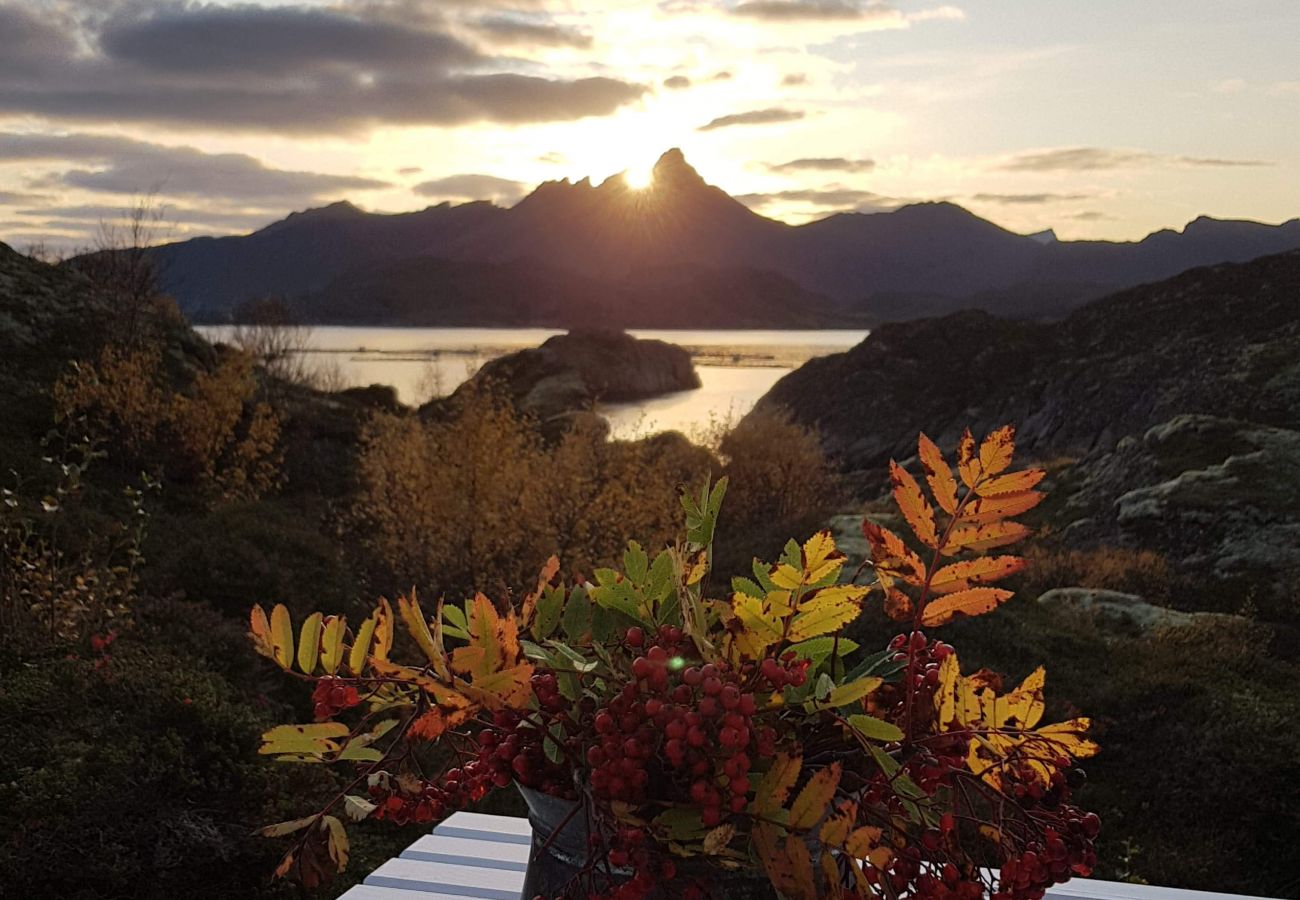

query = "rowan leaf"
[957,427,980,488]
[258,815,317,838]
[802,530,845,584]
[790,761,842,830]
[825,676,882,709]
[921,587,1014,626]
[944,520,1032,556]
[259,722,350,757]
[963,492,1044,528]
[1035,718,1099,758]
[451,593,533,710]
[754,824,804,900]
[918,432,959,515]
[342,795,376,822]
[372,598,394,662]
[890,460,938,548]
[787,585,867,642]
[521,555,561,626]
[884,588,912,621]
[819,798,858,846]
[845,714,904,743]
[269,604,293,670]
[783,836,816,900]
[976,469,1047,497]
[751,751,802,814]
[845,825,883,858]
[249,605,274,661]
[319,615,347,675]
[978,425,1017,478]
[1000,666,1046,729]
[862,522,926,586]
[398,592,440,667]
[703,823,736,855]
[930,556,1027,594]
[348,613,378,675]
[296,612,323,675]
[731,592,785,660]
[323,815,349,869]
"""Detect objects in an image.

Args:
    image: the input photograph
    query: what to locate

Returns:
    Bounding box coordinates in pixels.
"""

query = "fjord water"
[196,326,868,437]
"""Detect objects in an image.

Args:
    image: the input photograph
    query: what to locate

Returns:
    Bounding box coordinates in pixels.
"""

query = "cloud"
[736,187,899,211]
[0,3,646,132]
[16,203,277,232]
[698,107,804,131]
[907,6,966,22]
[711,70,734,81]
[768,156,874,173]
[0,132,389,203]
[971,192,1091,204]
[469,17,594,49]
[781,73,809,86]
[397,166,423,176]
[1068,211,1113,221]
[413,173,528,205]
[663,75,692,89]
[0,189,45,204]
[730,0,901,22]
[1002,147,1272,172]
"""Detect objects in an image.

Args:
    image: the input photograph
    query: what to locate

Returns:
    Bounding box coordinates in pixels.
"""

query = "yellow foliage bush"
[53,345,282,501]
[1020,544,1172,602]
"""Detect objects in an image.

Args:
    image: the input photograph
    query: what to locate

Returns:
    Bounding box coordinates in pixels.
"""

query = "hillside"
[134,149,1300,327]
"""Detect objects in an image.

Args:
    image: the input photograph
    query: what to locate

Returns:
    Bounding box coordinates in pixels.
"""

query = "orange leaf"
[976,469,1047,497]
[884,588,912,621]
[862,522,926,586]
[755,824,813,900]
[962,490,1044,524]
[520,555,561,626]
[450,593,533,710]
[943,520,1031,556]
[751,751,802,815]
[918,432,959,515]
[957,428,979,488]
[889,460,937,549]
[921,587,1014,626]
[408,705,473,742]
[978,425,1016,478]
[929,556,1027,594]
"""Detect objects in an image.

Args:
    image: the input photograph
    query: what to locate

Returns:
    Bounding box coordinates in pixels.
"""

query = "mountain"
[134,149,1300,326]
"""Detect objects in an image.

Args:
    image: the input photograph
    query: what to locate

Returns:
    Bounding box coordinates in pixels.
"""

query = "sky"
[1,0,1297,251]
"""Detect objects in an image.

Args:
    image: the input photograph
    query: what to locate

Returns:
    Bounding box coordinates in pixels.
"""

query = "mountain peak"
[651,147,706,189]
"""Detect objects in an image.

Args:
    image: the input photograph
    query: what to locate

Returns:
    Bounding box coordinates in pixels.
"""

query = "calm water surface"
[196,326,868,438]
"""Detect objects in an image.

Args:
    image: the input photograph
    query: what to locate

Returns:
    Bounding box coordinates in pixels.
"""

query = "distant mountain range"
[143,148,1300,327]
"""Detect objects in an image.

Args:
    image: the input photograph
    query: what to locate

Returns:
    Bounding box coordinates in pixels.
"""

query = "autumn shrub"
[349,384,712,598]
[1018,545,1173,603]
[53,343,282,501]
[712,406,840,576]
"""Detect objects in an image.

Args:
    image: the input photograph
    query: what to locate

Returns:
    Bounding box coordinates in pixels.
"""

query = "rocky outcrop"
[425,330,700,426]
[755,250,1300,478]
[1036,587,1249,634]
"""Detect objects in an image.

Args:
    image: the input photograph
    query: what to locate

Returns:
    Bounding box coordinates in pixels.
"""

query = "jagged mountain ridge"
[137,148,1300,326]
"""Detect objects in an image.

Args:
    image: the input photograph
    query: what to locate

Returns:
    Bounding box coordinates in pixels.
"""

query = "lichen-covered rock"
[1036,587,1248,634]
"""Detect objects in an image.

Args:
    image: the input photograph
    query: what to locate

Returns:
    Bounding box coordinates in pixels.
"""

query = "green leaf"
[787,636,860,664]
[844,648,899,683]
[590,603,616,643]
[533,586,564,640]
[561,585,592,641]
[825,676,882,709]
[547,640,600,673]
[653,806,709,841]
[337,744,383,762]
[624,541,649,584]
[868,744,900,778]
[647,550,675,603]
[732,576,765,599]
[259,722,350,757]
[846,714,905,742]
[443,603,468,633]
[296,612,324,675]
[815,672,835,702]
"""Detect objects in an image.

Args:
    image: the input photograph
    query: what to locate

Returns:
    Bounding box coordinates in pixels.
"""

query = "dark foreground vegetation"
[2,241,1297,899]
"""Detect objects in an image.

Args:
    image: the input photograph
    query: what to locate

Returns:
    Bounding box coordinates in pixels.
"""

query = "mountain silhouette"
[142,149,1300,326]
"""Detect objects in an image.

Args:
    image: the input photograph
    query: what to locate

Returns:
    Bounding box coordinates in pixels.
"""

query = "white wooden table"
[338,812,1276,900]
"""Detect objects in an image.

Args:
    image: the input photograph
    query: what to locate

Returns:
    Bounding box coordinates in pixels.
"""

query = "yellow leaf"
[819,798,858,846]
[398,592,440,668]
[429,599,452,680]
[369,657,473,711]
[372,598,394,662]
[845,825,882,858]
[270,604,293,670]
[957,427,980,488]
[963,489,1044,522]
[459,666,533,711]
[1035,718,1099,759]
[323,814,349,870]
[750,752,802,815]
[787,586,867,642]
[297,613,324,675]
[784,836,817,900]
[918,432,959,515]
[934,652,960,727]
[790,761,841,830]
[821,852,844,900]
[1000,666,1046,729]
[685,551,709,586]
[921,587,1014,626]
[320,615,347,675]
[825,676,882,709]
[259,722,350,757]
[521,555,560,625]
[731,593,785,660]
[943,520,1031,556]
[883,588,912,622]
[257,815,317,838]
[978,425,1016,478]
[755,824,810,900]
[802,530,845,584]
[249,604,274,661]
[976,468,1047,497]
[929,556,1027,594]
[890,460,938,548]
[450,594,533,710]
[348,613,377,675]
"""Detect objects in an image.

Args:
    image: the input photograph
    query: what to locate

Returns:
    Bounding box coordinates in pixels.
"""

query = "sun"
[623,165,654,190]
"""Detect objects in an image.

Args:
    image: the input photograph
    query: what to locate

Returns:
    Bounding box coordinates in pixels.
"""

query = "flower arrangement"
[251,426,1099,898]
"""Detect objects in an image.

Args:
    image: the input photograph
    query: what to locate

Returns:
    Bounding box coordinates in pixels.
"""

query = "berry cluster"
[477,708,578,800]
[312,676,361,720]
[367,761,493,826]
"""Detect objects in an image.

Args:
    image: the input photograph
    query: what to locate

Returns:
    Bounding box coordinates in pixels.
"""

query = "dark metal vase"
[516,785,779,900]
